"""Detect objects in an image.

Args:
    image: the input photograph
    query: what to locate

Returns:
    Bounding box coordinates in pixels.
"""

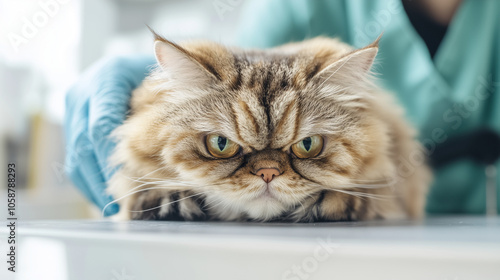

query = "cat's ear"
[313,38,379,85]
[150,30,217,86]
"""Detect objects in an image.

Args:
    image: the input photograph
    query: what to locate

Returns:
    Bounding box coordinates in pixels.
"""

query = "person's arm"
[65,55,155,216]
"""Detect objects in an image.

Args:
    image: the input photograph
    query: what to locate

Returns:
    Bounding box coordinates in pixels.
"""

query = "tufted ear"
[313,38,379,86]
[150,29,217,86]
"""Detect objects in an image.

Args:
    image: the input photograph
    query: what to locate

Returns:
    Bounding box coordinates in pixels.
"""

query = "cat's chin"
[242,198,287,221]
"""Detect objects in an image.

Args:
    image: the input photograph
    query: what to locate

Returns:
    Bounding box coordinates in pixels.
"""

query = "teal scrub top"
[236,0,500,214]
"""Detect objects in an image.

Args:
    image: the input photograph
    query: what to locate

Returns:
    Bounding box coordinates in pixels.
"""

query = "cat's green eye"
[291,135,324,159]
[206,134,240,158]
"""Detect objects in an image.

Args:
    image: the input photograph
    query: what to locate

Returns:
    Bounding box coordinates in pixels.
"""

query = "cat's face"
[119,36,394,221]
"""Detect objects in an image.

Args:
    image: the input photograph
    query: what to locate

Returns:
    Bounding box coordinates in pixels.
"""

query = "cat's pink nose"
[255,168,280,183]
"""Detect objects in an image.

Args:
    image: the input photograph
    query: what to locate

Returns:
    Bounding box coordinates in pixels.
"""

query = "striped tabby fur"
[107,34,431,222]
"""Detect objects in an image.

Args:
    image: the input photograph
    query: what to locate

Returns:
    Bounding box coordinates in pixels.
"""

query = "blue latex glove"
[65,55,156,216]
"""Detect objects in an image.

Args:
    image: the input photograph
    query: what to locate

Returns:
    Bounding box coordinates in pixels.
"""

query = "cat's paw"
[315,191,369,221]
[130,190,206,221]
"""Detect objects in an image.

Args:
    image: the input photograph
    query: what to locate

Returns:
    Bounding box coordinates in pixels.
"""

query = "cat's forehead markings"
[231,97,269,150]
[229,53,320,149]
[237,100,260,135]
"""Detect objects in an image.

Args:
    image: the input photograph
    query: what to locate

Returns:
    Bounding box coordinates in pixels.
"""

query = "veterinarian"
[65,0,500,216]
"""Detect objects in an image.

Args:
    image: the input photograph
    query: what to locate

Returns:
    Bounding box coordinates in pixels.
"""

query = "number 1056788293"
[7,163,16,216]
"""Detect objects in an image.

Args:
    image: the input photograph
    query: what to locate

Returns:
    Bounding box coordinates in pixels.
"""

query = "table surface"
[10,215,500,242]
[2,216,500,280]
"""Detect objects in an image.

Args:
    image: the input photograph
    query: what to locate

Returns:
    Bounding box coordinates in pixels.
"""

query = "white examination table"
[1,216,499,280]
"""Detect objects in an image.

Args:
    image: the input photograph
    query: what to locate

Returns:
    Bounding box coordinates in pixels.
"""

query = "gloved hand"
[65,55,156,216]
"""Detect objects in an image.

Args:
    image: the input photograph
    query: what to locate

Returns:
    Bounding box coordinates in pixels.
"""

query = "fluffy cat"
[107,32,431,222]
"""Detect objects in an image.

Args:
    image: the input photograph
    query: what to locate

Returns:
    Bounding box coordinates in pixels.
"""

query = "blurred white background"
[0,0,246,219]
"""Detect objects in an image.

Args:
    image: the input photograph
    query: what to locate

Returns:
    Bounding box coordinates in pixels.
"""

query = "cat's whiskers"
[129,191,209,213]
[99,164,117,177]
[101,185,194,216]
[310,181,392,201]
[349,178,392,183]
[103,175,233,216]
[203,197,226,211]
[129,177,171,182]
[118,180,184,198]
[330,188,391,201]
[119,167,167,184]
[121,177,205,198]
[339,183,392,189]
